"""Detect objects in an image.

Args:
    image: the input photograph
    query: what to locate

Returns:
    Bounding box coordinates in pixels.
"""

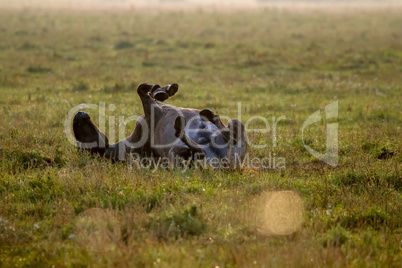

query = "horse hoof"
[152,89,169,102]
[167,83,178,97]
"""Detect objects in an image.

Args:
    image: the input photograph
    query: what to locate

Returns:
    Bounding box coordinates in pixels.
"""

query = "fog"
[0,0,399,10]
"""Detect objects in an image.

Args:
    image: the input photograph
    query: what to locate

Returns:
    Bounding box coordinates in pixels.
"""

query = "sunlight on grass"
[0,2,401,267]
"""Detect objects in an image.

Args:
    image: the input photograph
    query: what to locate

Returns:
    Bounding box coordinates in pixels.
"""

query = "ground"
[0,2,401,267]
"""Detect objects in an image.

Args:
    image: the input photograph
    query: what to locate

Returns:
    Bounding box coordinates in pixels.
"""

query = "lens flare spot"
[256,191,304,235]
[75,208,121,252]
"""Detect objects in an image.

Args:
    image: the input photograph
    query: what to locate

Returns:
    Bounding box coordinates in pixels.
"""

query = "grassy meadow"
[0,3,401,267]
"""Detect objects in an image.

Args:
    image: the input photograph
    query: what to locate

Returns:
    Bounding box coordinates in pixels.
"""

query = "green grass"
[0,5,401,267]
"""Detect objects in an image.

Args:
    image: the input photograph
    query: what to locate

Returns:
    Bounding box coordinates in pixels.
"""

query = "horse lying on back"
[73,83,247,168]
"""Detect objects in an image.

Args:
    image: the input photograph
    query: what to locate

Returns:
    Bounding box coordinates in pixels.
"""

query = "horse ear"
[221,129,237,144]
[228,119,246,143]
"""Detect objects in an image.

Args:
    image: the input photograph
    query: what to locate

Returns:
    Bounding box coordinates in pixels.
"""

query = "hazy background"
[1,0,401,266]
[1,0,401,10]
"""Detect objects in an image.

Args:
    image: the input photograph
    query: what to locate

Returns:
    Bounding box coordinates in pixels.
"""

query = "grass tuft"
[26,66,51,73]
[148,205,206,240]
[71,81,90,92]
[114,40,134,50]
